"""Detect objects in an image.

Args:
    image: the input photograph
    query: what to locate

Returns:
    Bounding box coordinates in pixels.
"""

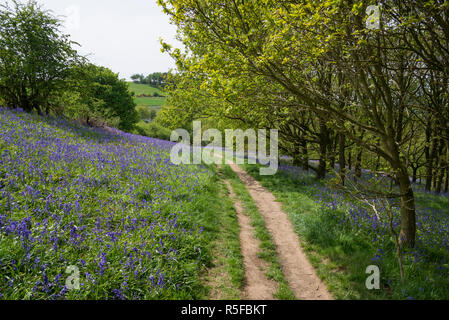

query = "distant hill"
[128,82,167,108]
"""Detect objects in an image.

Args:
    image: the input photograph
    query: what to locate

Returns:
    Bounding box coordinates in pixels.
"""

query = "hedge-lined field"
[128,83,167,108]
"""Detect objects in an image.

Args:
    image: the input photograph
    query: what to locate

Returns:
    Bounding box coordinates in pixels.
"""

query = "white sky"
[11,0,182,80]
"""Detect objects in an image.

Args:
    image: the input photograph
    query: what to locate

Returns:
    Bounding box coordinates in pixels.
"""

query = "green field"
[128,82,164,96]
[128,82,167,108]
[134,97,166,107]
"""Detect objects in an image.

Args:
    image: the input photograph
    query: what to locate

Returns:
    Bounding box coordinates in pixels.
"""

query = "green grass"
[221,165,296,300]
[0,108,235,300]
[133,97,166,107]
[241,163,449,300]
[181,165,245,299]
[128,83,167,108]
[128,82,164,96]
[199,166,245,299]
[241,164,391,299]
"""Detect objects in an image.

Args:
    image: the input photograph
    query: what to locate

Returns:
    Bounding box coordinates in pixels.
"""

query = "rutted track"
[224,180,277,300]
[228,164,332,300]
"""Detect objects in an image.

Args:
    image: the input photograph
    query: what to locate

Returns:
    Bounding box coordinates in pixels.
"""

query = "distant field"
[134,97,166,107]
[128,82,167,108]
[128,82,164,96]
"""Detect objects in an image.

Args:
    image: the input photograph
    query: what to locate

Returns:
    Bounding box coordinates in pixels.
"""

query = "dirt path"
[224,180,278,300]
[229,163,333,300]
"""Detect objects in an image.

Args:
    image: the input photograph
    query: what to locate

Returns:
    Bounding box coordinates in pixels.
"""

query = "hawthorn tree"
[0,0,82,114]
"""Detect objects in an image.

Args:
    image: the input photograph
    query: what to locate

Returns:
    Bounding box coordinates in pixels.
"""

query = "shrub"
[134,121,172,141]
[136,105,152,121]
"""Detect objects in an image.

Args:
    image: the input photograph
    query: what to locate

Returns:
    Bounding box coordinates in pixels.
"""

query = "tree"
[136,105,152,121]
[149,109,157,120]
[158,0,431,247]
[89,65,138,131]
[0,0,82,114]
[146,72,168,88]
[66,63,138,131]
[131,73,145,84]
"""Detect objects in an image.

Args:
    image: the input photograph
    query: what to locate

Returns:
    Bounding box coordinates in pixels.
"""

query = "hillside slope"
[0,108,215,299]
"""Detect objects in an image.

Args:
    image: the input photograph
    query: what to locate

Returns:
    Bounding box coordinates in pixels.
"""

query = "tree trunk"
[412,167,418,183]
[439,141,448,193]
[435,139,445,193]
[347,149,352,171]
[445,166,449,193]
[35,104,43,116]
[20,85,33,113]
[317,120,329,179]
[385,137,416,248]
[424,121,437,191]
[355,149,362,178]
[425,164,432,191]
[425,123,432,191]
[301,139,309,171]
[375,155,381,172]
[436,168,443,194]
[428,137,438,191]
[328,135,336,171]
[293,141,301,167]
[21,97,32,113]
[397,166,416,248]
[339,133,346,185]
[318,142,327,179]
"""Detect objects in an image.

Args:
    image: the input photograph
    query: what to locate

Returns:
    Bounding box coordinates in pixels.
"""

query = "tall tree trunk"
[425,123,435,191]
[437,140,448,193]
[317,120,329,179]
[293,141,301,167]
[445,166,449,193]
[318,142,327,179]
[355,148,362,178]
[444,168,449,193]
[385,138,416,248]
[35,104,43,116]
[375,155,381,172]
[339,133,346,185]
[435,139,445,193]
[428,137,438,191]
[412,167,418,183]
[347,149,352,171]
[436,168,443,194]
[20,85,32,113]
[397,165,416,248]
[425,163,432,191]
[328,134,336,171]
[301,139,309,171]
